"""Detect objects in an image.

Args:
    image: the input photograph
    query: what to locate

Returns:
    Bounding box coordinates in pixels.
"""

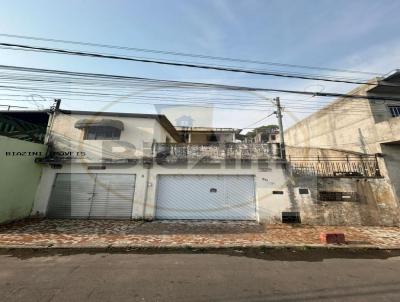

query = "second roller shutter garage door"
[155,175,256,220]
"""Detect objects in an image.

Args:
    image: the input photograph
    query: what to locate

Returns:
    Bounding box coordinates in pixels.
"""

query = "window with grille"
[318,191,358,202]
[282,212,301,223]
[84,126,121,140]
[388,106,400,118]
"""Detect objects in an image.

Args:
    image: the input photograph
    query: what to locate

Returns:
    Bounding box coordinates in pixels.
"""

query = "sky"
[0,0,399,130]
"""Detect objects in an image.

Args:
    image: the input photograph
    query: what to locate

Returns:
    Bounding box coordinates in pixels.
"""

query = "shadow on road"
[2,246,400,261]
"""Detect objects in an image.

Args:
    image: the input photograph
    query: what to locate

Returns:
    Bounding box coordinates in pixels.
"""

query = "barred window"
[389,106,400,118]
[318,191,358,202]
[84,126,121,140]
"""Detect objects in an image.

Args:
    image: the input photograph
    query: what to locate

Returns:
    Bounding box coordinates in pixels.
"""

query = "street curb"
[1,244,400,251]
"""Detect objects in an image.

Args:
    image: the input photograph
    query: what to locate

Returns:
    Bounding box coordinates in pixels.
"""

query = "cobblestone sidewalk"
[0,219,399,248]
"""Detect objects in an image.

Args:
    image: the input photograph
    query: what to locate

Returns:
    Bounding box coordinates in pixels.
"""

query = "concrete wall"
[284,84,400,155]
[291,176,399,226]
[0,136,46,224]
[380,144,400,202]
[283,83,400,204]
[286,146,365,158]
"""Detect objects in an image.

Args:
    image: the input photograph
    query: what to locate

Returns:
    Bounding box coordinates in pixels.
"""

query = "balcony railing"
[288,155,381,178]
[155,143,279,163]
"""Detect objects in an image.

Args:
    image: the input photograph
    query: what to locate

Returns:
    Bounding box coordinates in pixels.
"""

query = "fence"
[288,155,381,178]
[155,143,279,163]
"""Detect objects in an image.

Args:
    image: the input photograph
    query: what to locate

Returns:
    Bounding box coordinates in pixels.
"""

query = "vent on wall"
[282,212,301,223]
[87,165,106,170]
[299,188,309,194]
[318,191,358,202]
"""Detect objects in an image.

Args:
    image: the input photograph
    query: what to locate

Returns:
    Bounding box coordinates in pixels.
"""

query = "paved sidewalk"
[0,219,399,249]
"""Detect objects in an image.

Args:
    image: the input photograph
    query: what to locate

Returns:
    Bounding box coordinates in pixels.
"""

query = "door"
[47,173,135,219]
[155,175,256,220]
[89,174,135,219]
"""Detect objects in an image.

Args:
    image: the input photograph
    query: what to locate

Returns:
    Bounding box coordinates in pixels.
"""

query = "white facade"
[47,111,178,161]
[31,110,292,222]
[33,162,293,222]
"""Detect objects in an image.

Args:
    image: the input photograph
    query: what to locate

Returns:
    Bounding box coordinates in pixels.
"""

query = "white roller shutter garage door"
[47,173,136,219]
[156,175,256,220]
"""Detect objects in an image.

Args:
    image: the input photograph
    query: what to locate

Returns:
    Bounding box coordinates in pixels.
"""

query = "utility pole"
[275,97,286,161]
[50,99,61,112]
[54,99,61,111]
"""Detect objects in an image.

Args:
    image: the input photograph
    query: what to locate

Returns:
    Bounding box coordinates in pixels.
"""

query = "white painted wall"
[49,112,176,162]
[32,161,291,223]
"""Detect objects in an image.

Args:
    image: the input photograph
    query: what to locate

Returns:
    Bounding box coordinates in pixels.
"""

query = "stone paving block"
[0,219,399,248]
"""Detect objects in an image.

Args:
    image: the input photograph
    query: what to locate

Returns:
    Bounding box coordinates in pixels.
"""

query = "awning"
[74,119,124,130]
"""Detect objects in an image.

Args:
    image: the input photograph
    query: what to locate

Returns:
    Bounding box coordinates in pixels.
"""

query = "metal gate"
[155,175,256,220]
[47,173,136,219]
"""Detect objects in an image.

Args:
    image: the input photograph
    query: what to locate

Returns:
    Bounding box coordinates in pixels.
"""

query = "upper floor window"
[389,106,400,118]
[207,134,218,142]
[84,126,121,140]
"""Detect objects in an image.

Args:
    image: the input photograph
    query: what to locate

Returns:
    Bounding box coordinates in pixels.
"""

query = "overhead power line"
[0,33,381,76]
[0,64,399,102]
[242,112,276,129]
[0,42,393,87]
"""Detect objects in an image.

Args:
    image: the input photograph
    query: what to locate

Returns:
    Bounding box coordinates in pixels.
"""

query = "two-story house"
[32,109,291,222]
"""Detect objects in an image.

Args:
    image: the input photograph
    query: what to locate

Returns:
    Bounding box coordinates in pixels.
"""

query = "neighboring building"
[254,127,280,157]
[176,126,241,143]
[175,115,194,127]
[253,127,279,144]
[283,71,400,225]
[0,111,49,224]
[0,110,49,143]
[242,126,281,157]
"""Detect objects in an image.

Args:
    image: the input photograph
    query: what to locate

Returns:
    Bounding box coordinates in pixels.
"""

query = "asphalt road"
[1,249,400,302]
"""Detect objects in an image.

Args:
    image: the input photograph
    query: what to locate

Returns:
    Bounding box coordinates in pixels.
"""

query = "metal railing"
[288,155,381,178]
[155,143,280,163]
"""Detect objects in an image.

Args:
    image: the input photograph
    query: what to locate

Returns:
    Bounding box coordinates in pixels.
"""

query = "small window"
[270,134,276,141]
[299,188,309,194]
[318,191,358,202]
[388,106,400,118]
[273,190,284,195]
[282,212,301,223]
[84,126,121,140]
[87,165,106,170]
[207,134,218,142]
